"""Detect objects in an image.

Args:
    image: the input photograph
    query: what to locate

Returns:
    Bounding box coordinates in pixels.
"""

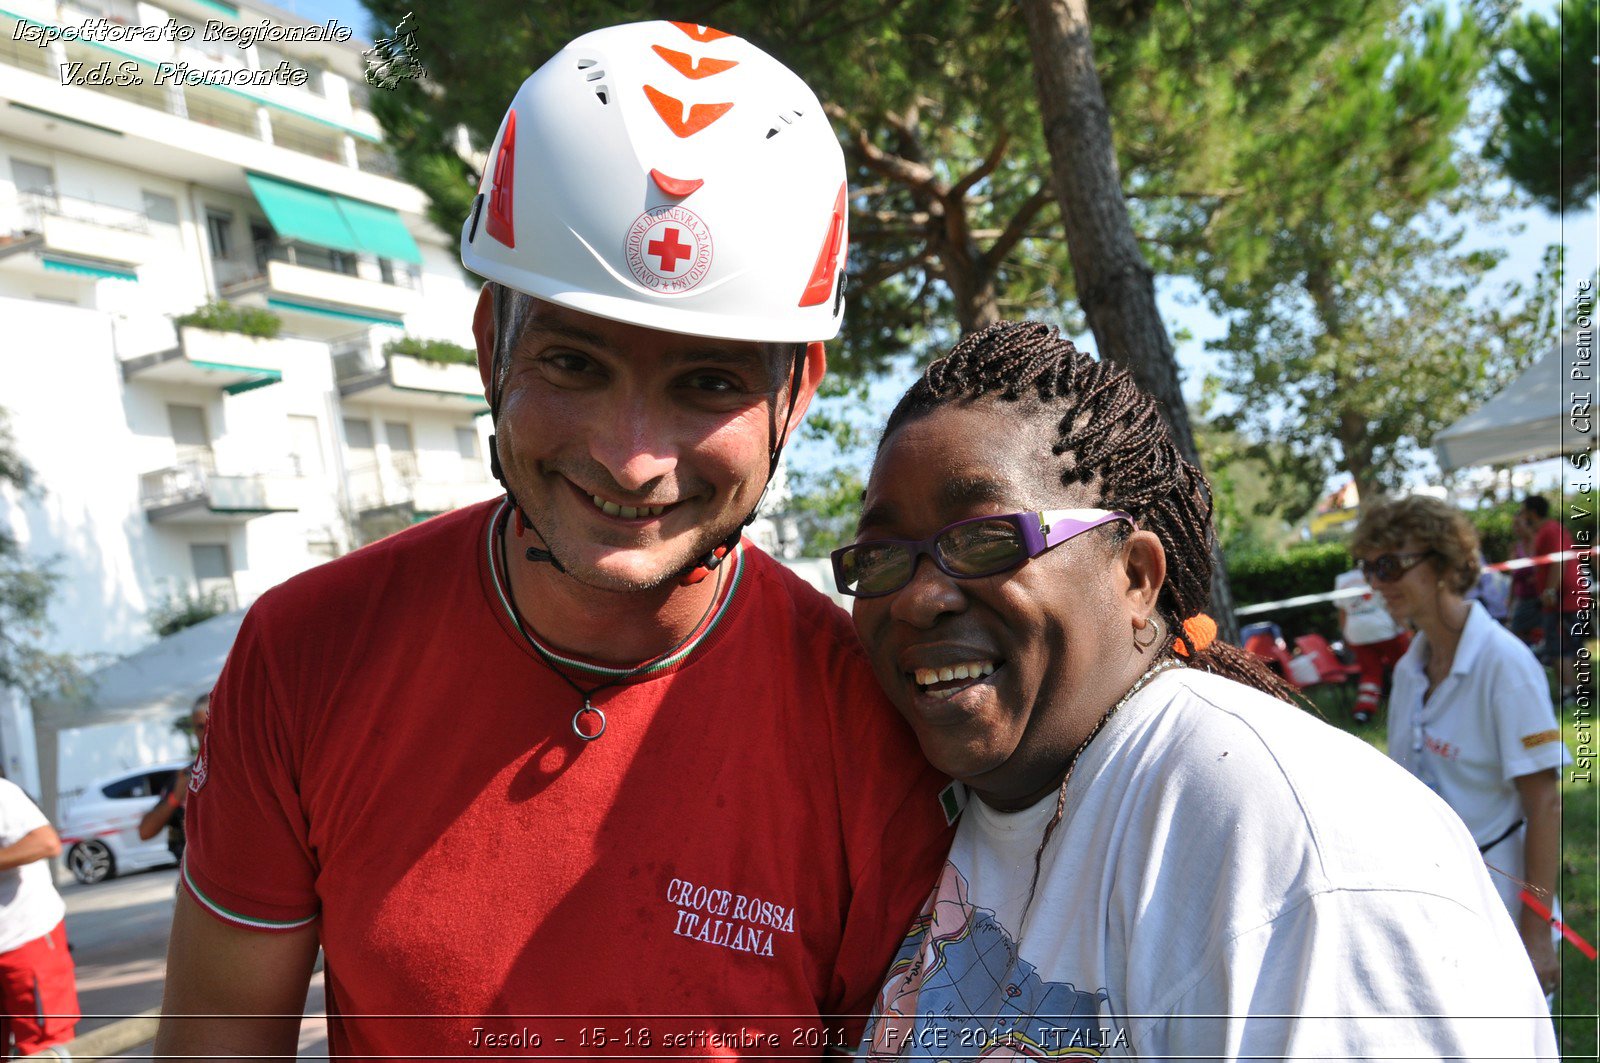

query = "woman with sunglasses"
[837,322,1554,1059]
[1351,495,1570,1003]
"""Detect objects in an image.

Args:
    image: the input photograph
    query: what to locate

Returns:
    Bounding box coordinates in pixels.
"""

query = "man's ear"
[779,341,828,447]
[472,283,496,398]
[1122,529,1167,622]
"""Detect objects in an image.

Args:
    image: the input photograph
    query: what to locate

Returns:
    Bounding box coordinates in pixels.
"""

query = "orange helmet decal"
[798,182,847,307]
[649,169,705,197]
[643,85,734,138]
[485,110,517,248]
[651,45,739,80]
[670,22,732,42]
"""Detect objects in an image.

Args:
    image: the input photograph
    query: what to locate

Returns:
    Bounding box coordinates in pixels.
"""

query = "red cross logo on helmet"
[625,206,714,292]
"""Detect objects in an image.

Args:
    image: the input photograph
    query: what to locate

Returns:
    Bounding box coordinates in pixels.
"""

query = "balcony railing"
[139,459,299,516]
[5,192,150,238]
[217,239,423,293]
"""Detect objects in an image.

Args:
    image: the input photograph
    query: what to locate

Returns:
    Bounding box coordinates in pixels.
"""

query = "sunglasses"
[832,509,1133,598]
[1359,551,1435,584]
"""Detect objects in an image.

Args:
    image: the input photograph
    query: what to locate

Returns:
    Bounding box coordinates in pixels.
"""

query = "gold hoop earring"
[1133,616,1161,653]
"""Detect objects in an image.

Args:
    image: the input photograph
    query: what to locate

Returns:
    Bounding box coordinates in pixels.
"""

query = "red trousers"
[0,919,78,1056]
[1351,633,1411,712]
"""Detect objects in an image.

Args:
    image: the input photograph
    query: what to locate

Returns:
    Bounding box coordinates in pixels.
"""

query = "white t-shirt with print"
[0,778,65,953]
[859,668,1556,1062]
[1387,601,1573,918]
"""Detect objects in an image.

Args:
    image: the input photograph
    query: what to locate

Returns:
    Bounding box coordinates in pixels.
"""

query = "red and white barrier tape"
[1236,548,1594,617]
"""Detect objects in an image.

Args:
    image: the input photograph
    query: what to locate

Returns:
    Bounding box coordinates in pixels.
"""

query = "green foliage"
[1193,387,1317,555]
[783,467,866,558]
[0,410,79,695]
[147,590,231,639]
[174,301,283,339]
[1226,541,1353,638]
[1199,4,1550,501]
[354,0,1398,378]
[384,335,476,366]
[1489,0,1600,211]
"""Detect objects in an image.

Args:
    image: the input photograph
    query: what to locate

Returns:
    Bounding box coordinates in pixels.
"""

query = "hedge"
[1222,498,1586,640]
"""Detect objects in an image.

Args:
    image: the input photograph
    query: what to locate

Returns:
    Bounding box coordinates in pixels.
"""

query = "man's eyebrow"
[518,320,609,349]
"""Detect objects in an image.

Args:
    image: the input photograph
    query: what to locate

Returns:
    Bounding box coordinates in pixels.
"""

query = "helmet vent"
[575,57,610,103]
[765,110,804,139]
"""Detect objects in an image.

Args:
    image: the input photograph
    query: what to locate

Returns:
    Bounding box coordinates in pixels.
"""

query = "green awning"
[267,297,404,327]
[246,173,421,264]
[337,197,422,264]
[246,173,364,256]
[41,255,136,281]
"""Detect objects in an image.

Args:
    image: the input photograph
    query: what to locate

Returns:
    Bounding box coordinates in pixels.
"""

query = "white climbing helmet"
[461,21,848,344]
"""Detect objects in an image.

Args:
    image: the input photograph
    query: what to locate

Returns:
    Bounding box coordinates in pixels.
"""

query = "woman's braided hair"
[882,320,1296,702]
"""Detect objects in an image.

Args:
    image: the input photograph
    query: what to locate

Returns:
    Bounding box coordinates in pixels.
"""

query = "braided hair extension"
[881,320,1297,704]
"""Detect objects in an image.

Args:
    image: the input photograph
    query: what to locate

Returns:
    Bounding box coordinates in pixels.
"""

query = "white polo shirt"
[0,778,66,953]
[1388,601,1571,916]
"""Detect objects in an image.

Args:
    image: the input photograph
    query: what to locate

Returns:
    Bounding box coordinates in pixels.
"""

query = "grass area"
[1301,672,1597,1058]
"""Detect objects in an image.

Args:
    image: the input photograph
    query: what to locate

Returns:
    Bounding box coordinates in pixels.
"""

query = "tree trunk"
[1018,0,1238,641]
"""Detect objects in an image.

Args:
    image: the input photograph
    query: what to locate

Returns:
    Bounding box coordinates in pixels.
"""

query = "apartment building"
[0,0,493,719]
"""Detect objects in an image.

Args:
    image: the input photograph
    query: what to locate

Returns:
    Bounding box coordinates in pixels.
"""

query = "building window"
[385,421,417,482]
[205,210,233,260]
[288,415,324,477]
[141,190,178,227]
[190,543,236,608]
[455,427,484,480]
[167,404,213,470]
[10,159,55,203]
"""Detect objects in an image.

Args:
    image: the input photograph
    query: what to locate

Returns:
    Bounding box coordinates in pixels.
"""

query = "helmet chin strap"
[678,344,806,586]
[489,335,807,588]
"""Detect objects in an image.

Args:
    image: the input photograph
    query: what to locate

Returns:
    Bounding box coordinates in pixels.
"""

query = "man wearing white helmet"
[157,21,953,1057]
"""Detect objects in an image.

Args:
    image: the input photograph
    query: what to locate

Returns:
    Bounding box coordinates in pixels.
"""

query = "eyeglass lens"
[842,518,1028,595]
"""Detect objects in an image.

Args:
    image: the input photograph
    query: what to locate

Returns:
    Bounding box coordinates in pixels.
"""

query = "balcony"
[120,327,283,394]
[140,461,303,523]
[0,193,156,277]
[338,352,488,414]
[218,239,417,330]
[347,459,496,541]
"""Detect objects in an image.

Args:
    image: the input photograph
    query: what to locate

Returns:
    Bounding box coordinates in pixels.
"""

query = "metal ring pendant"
[572,702,607,742]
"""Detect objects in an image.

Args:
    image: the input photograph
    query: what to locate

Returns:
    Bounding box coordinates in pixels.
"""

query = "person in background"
[137,692,209,865]
[0,774,79,1055]
[1353,495,1569,1000]
[1333,566,1411,723]
[1523,494,1585,701]
[1506,509,1543,647]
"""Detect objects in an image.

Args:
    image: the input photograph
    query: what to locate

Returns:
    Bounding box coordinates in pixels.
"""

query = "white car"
[58,760,190,884]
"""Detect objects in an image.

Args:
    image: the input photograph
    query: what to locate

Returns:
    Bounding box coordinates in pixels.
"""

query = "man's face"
[481,296,811,591]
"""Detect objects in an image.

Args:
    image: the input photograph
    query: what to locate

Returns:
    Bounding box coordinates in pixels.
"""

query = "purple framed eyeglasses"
[831,509,1134,598]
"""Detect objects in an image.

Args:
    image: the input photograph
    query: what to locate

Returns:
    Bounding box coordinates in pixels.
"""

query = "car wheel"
[67,840,115,885]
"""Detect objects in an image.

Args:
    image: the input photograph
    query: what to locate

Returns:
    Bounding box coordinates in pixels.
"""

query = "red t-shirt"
[1533,518,1584,614]
[185,500,953,1056]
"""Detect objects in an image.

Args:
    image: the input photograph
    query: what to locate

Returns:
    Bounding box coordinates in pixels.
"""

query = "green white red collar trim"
[484,497,744,679]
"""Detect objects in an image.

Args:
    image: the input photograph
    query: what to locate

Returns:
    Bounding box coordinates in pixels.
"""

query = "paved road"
[61,865,329,1056]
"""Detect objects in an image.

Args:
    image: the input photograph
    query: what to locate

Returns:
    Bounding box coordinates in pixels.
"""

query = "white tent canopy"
[1434,332,1595,471]
[31,608,245,826]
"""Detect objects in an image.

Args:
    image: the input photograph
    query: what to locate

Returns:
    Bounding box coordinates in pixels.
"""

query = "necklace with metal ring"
[1017,654,1185,933]
[494,505,726,743]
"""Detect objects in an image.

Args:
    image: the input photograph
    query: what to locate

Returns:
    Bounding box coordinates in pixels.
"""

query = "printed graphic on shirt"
[1521,729,1561,750]
[860,864,1129,1061]
[665,876,796,959]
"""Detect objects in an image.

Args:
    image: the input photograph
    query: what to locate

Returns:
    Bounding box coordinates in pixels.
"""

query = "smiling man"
[155,23,951,1058]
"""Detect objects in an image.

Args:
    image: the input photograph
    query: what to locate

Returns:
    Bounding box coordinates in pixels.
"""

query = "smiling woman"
[842,321,1560,1060]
